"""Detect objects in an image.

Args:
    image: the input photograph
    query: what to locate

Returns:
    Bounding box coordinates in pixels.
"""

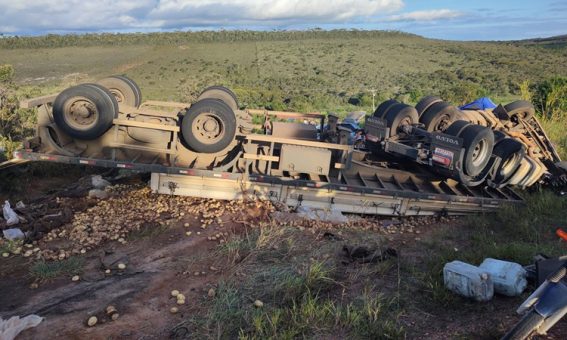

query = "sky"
[0,0,565,41]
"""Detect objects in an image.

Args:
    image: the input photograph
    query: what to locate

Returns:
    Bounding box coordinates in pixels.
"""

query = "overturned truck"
[10,76,567,216]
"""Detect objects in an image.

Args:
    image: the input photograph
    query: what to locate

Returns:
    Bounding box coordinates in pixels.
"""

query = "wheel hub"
[192,113,225,144]
[64,97,98,130]
[471,139,488,167]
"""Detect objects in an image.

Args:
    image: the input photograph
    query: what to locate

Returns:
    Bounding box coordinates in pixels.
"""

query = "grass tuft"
[29,256,84,281]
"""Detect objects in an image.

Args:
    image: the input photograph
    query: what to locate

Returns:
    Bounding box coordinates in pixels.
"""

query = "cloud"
[386,9,463,22]
[0,0,404,33]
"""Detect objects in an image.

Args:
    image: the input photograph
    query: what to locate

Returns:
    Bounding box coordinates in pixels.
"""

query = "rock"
[295,206,348,224]
[91,175,111,189]
[111,313,119,321]
[118,263,126,270]
[88,189,109,199]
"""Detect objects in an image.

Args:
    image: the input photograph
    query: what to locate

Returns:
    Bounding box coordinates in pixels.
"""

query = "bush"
[0,64,14,83]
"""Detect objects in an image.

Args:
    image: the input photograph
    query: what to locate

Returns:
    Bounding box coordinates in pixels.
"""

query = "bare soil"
[1,171,566,339]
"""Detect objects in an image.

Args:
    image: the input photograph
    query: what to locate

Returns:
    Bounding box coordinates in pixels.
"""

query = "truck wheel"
[419,102,459,132]
[460,124,495,176]
[444,120,470,137]
[97,75,142,107]
[181,98,236,153]
[492,138,525,185]
[52,84,118,140]
[415,95,442,117]
[384,104,418,136]
[373,99,398,118]
[198,86,239,112]
[504,100,534,121]
[493,130,507,144]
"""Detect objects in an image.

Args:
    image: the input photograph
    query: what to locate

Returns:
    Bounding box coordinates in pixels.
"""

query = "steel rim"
[191,112,225,145]
[63,96,98,131]
[109,89,125,104]
[471,139,489,167]
[500,152,521,177]
[435,114,452,131]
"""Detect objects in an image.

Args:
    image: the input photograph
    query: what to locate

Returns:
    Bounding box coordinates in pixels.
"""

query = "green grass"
[1,31,566,114]
[29,256,84,281]
[411,190,567,309]
[193,224,405,339]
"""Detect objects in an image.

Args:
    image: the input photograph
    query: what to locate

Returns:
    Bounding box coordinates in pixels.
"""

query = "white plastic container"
[479,258,527,296]
[443,260,494,301]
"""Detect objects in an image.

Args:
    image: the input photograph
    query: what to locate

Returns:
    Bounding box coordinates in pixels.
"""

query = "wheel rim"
[191,112,225,145]
[435,114,452,131]
[500,152,521,178]
[63,96,98,131]
[109,89,126,104]
[471,139,489,168]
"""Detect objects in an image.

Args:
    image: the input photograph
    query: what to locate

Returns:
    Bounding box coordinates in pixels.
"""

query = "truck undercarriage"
[7,76,566,216]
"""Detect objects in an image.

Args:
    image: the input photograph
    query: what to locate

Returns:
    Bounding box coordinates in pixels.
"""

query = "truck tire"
[493,130,507,144]
[415,95,442,117]
[384,104,418,136]
[504,100,534,121]
[97,75,142,107]
[181,98,236,153]
[373,99,398,118]
[492,138,525,185]
[419,101,459,132]
[444,120,470,137]
[198,86,239,112]
[501,311,544,340]
[460,124,495,176]
[52,84,118,140]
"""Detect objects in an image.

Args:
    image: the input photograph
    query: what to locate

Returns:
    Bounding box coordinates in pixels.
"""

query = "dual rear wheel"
[52,79,238,154]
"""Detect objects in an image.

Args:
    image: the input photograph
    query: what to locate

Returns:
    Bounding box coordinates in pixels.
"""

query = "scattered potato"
[254,300,264,308]
[2,253,9,258]
[71,275,80,282]
[106,305,117,315]
[87,316,97,327]
[170,307,178,314]
[118,263,126,270]
[171,290,179,297]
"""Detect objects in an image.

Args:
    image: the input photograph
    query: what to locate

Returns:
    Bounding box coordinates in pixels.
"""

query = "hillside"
[1,30,566,114]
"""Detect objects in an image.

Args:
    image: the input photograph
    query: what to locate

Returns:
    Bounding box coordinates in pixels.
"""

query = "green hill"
[1,30,566,114]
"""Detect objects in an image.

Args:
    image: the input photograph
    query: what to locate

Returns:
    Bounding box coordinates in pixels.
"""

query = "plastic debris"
[2,228,25,241]
[2,201,20,226]
[443,260,494,302]
[91,175,111,189]
[0,315,43,340]
[479,258,527,296]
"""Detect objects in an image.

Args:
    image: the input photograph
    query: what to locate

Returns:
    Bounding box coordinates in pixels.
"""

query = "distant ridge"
[513,34,567,48]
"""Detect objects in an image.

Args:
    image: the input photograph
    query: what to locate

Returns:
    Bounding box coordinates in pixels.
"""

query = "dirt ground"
[1,168,566,339]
